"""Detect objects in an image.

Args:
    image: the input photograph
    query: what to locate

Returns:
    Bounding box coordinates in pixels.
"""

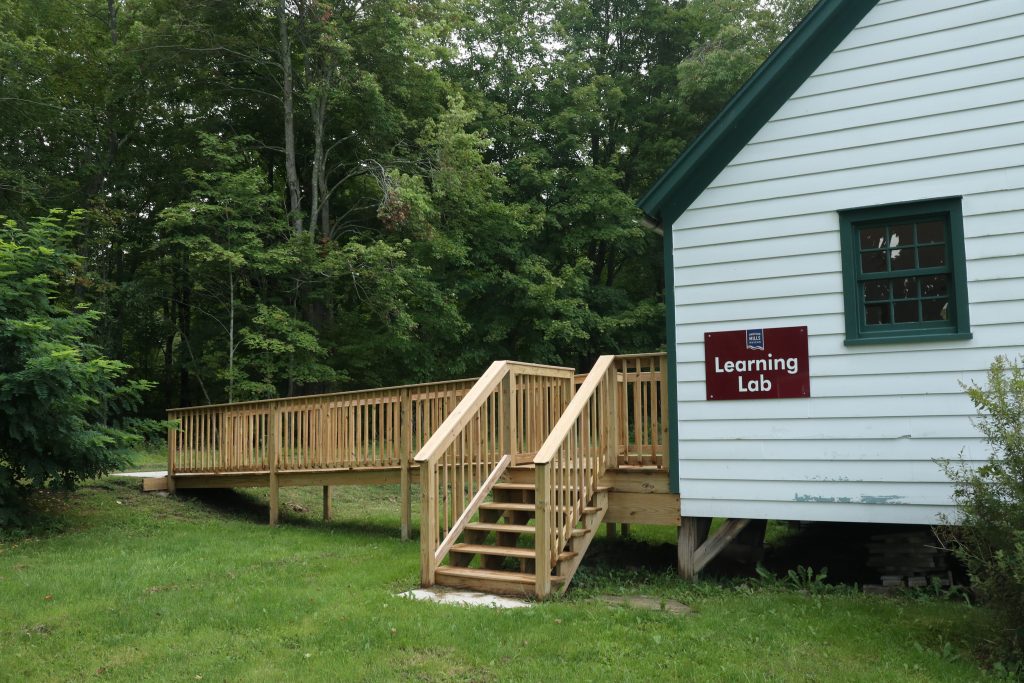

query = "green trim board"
[838,197,972,345]
[637,0,879,228]
[662,224,679,495]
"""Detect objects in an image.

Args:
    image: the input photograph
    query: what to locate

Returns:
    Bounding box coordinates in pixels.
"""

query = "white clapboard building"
[639,0,1024,571]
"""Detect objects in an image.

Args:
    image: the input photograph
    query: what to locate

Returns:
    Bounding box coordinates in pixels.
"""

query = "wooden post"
[218,409,227,471]
[658,354,669,468]
[420,463,436,586]
[606,360,620,470]
[400,388,413,541]
[269,405,280,527]
[322,486,332,521]
[534,462,552,598]
[166,419,177,494]
[501,372,513,458]
[677,516,711,580]
[606,522,617,539]
[621,523,631,538]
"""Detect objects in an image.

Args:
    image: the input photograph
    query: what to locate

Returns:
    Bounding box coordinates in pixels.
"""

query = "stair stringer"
[551,489,608,596]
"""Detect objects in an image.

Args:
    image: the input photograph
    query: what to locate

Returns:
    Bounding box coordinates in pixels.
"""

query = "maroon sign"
[704,326,809,400]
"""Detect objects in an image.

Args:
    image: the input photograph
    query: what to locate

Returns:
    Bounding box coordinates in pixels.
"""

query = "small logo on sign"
[746,329,764,351]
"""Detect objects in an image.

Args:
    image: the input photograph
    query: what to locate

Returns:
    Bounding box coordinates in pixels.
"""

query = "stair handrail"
[415,360,574,585]
[532,354,617,596]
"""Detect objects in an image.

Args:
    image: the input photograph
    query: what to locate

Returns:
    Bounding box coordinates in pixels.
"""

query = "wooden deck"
[160,354,678,596]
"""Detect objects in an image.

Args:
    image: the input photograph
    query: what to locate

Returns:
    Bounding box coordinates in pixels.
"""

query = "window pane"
[891,223,914,247]
[917,220,946,244]
[893,300,919,323]
[892,277,918,299]
[865,303,890,325]
[922,299,949,321]
[919,245,946,268]
[861,251,887,273]
[859,226,886,250]
[863,280,890,302]
[920,275,949,297]
[889,246,917,271]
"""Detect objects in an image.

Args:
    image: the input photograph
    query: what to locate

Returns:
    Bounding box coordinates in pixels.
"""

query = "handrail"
[416,360,574,586]
[533,355,617,596]
[166,375,481,414]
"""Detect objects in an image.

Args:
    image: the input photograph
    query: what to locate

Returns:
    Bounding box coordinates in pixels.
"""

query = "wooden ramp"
[164,354,678,597]
[165,376,480,537]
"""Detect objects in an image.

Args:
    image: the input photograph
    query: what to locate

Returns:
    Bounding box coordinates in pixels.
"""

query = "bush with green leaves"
[0,211,153,524]
[942,355,1024,665]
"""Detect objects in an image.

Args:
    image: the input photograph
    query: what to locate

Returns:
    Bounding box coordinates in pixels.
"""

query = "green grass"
[0,471,999,682]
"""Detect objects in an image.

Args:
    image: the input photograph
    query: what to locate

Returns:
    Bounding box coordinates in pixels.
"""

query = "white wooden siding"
[671,0,1024,524]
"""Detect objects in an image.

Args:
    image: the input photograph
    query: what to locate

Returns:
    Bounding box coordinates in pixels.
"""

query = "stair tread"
[480,502,535,512]
[493,483,609,493]
[465,522,589,537]
[467,522,536,534]
[435,566,566,585]
[479,502,604,514]
[450,543,576,561]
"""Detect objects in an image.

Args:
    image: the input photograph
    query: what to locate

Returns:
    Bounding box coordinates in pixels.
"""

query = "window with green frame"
[839,197,971,345]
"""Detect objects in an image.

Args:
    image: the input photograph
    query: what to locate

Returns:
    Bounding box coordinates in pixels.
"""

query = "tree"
[157,133,308,402]
[0,211,153,523]
[942,356,1024,666]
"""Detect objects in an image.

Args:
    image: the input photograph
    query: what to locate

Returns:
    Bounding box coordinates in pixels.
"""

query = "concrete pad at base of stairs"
[111,471,168,478]
[398,587,532,609]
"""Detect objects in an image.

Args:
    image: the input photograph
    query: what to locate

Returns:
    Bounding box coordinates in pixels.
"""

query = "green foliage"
[0,212,154,523]
[677,0,815,128]
[753,563,846,596]
[942,355,1024,664]
[235,303,337,400]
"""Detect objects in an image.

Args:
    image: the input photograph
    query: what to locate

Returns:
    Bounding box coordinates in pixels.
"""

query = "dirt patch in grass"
[594,594,690,614]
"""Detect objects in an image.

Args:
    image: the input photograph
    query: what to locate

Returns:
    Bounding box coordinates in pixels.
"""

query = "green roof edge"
[637,0,880,227]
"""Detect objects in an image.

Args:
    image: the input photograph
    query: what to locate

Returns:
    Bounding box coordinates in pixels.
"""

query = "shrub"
[0,212,154,525]
[942,355,1024,665]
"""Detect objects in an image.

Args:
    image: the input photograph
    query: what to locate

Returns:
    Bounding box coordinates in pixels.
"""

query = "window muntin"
[839,198,970,344]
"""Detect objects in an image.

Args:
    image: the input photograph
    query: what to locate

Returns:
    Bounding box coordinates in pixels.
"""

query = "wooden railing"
[613,353,669,469]
[533,355,617,595]
[415,361,575,585]
[167,378,477,476]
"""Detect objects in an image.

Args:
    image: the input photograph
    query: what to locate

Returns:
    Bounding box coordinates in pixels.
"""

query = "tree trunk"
[310,92,325,240]
[278,0,304,233]
[106,0,118,45]
[163,299,175,407]
[312,91,330,239]
[177,278,192,407]
[227,265,235,403]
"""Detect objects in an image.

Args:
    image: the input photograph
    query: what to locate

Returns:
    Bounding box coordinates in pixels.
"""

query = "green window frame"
[839,197,971,345]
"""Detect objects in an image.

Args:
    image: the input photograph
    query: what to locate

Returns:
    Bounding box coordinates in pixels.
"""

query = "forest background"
[0,0,813,416]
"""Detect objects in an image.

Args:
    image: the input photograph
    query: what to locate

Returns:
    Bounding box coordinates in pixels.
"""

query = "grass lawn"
[0,457,999,682]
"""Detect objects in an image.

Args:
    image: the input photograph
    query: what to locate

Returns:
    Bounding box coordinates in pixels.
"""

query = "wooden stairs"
[433,479,609,597]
